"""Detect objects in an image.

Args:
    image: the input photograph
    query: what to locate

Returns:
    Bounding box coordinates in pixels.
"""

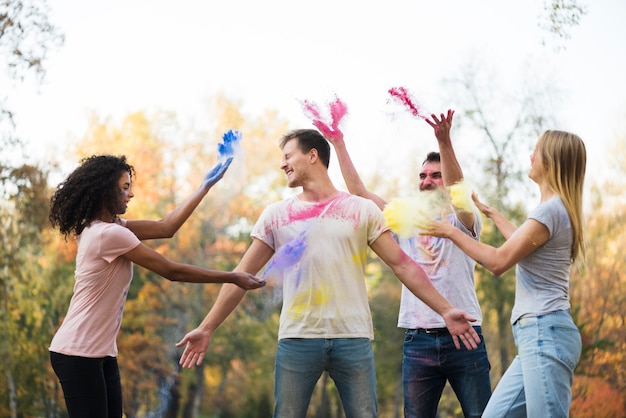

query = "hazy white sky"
[8,0,626,192]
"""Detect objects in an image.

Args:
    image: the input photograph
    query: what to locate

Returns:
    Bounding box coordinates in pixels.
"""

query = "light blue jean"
[273,338,378,418]
[483,310,581,418]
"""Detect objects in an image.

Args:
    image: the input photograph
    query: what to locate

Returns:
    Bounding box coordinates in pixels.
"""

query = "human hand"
[417,215,455,239]
[302,96,347,145]
[176,328,213,368]
[442,308,480,350]
[203,157,233,189]
[231,272,266,290]
[312,119,345,145]
[425,109,454,144]
[471,192,493,218]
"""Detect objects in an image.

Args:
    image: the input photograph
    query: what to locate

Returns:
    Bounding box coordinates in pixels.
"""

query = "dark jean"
[402,326,491,418]
[274,338,378,418]
[50,351,122,418]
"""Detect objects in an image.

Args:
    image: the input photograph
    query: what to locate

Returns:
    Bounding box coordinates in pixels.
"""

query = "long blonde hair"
[537,130,586,262]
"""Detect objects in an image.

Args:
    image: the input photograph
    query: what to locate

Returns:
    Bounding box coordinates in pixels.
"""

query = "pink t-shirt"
[49,220,141,357]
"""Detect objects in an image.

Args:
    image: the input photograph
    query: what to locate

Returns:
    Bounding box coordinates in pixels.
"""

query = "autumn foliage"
[1,96,625,417]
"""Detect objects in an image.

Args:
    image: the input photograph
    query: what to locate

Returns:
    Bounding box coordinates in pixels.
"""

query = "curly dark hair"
[49,155,135,238]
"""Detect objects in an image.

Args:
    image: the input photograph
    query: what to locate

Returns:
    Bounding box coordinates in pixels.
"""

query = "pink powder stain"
[388,86,428,120]
[287,203,329,223]
[300,95,348,133]
[283,194,363,229]
[302,100,323,122]
[264,199,339,234]
[328,96,348,129]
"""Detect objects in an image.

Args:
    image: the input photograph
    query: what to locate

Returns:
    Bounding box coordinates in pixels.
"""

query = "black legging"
[50,351,123,418]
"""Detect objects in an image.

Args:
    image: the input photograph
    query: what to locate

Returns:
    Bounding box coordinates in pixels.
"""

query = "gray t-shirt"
[511,196,573,324]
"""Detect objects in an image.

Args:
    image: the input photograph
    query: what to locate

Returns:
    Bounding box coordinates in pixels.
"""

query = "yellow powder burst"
[383,191,447,237]
[448,180,474,213]
[383,198,420,238]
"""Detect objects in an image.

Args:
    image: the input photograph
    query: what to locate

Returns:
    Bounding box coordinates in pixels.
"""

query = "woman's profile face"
[115,171,134,215]
[528,143,544,184]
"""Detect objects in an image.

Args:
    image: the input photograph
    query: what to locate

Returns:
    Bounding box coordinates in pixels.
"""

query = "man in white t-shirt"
[177,128,481,418]
[324,110,492,418]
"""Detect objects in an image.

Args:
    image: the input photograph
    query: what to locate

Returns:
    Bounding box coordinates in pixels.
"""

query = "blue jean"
[483,310,581,418]
[50,351,123,418]
[402,326,491,418]
[274,338,377,418]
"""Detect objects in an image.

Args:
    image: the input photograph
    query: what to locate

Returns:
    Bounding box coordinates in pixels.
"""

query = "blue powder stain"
[217,130,242,161]
[263,232,308,281]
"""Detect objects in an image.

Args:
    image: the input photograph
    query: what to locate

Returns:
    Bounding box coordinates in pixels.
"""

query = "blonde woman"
[420,130,585,417]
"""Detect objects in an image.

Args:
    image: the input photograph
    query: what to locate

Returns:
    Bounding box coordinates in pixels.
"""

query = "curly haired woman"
[48,154,264,418]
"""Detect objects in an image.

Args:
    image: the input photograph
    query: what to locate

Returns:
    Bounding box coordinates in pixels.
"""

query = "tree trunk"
[7,370,17,418]
[162,372,181,418]
[182,365,204,418]
[495,276,511,379]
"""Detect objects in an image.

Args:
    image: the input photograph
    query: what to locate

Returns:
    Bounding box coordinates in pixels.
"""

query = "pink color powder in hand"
[302,100,323,123]
[388,86,429,120]
[328,96,348,130]
[301,95,348,134]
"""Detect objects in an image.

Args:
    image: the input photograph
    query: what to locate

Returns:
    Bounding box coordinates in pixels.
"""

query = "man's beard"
[416,187,448,218]
[421,185,437,192]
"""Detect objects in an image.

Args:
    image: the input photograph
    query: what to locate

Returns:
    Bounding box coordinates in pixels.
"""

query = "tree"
[0,163,61,418]
[173,94,290,417]
[569,134,626,416]
[1,0,64,149]
[369,266,404,418]
[539,0,588,50]
[0,8,63,412]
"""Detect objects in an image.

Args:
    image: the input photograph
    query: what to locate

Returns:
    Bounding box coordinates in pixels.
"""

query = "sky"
[7,0,626,198]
